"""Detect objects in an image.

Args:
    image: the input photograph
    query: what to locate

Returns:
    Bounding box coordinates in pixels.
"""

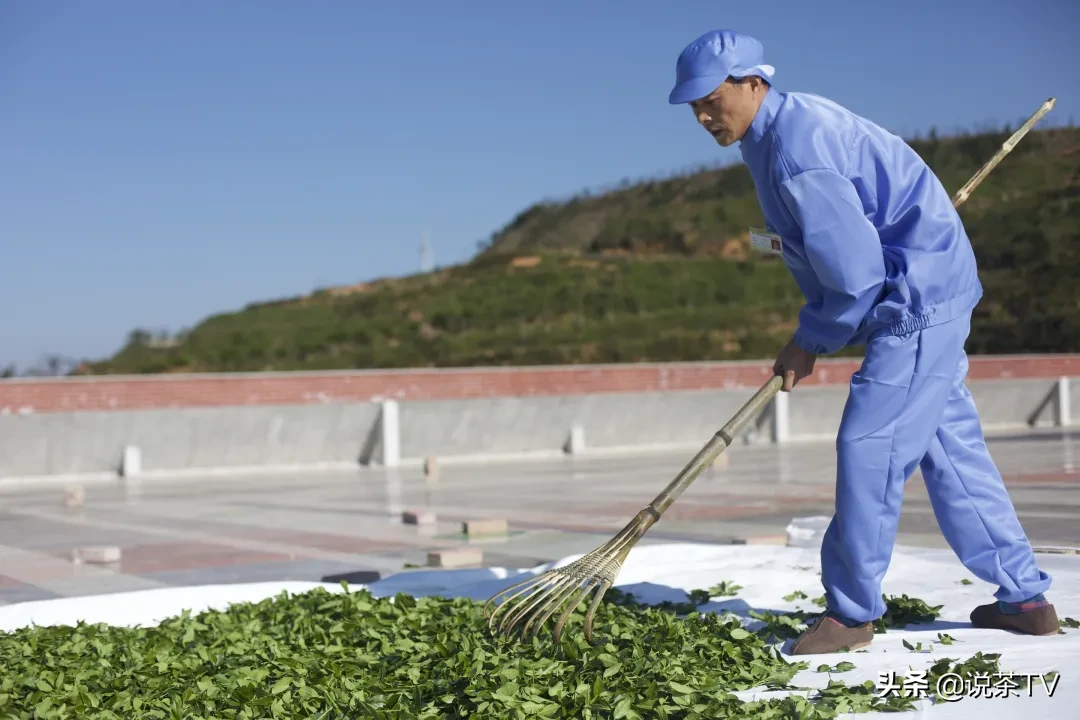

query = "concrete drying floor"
[2,428,1078,606]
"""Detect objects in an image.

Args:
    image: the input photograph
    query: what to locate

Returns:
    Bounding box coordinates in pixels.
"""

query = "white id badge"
[749,227,783,255]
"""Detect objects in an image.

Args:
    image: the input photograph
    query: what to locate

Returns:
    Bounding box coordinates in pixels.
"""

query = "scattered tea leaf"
[0,583,989,718]
[708,581,743,597]
[816,661,856,673]
[873,594,942,633]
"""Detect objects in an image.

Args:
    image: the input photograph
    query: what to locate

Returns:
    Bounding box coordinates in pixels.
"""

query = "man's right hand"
[772,338,817,392]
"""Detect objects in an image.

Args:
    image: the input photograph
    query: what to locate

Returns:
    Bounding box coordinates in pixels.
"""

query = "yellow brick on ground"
[731,535,787,546]
[64,485,85,508]
[402,510,436,525]
[427,548,483,568]
[423,456,440,483]
[462,518,509,536]
[72,546,121,564]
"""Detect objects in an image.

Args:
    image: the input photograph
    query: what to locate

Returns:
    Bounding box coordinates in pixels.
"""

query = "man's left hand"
[773,339,816,392]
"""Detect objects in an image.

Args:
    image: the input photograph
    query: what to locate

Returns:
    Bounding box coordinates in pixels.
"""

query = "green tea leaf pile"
[0,583,1033,718]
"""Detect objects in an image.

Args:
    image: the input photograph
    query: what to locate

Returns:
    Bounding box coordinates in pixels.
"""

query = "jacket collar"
[740,85,781,150]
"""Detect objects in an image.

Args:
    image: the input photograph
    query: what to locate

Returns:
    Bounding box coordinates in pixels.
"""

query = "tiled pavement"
[1,427,1078,606]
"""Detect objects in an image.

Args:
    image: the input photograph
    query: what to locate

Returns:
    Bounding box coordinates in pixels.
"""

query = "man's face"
[688,78,760,147]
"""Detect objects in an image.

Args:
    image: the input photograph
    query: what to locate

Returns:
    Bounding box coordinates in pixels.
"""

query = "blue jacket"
[739,87,984,355]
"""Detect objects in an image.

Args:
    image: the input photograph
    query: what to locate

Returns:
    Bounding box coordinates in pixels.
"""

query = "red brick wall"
[1,355,1077,414]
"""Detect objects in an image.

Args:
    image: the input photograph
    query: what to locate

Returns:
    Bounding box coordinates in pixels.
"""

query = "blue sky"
[2,0,1077,372]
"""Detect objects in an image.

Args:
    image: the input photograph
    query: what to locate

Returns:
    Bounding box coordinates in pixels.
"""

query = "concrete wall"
[0,403,381,479]
[784,378,1070,442]
[1,377,1073,481]
[398,388,762,459]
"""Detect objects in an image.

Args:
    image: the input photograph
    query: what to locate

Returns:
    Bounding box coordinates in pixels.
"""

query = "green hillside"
[82,125,1080,375]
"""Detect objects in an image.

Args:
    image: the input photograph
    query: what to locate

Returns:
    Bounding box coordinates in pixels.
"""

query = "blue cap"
[668,30,775,104]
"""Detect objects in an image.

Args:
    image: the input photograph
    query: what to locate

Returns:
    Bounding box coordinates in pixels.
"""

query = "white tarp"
[1,542,1077,718]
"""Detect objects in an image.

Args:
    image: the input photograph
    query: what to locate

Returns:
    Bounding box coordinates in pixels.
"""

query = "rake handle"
[647,374,782,516]
[950,97,1055,208]
[642,96,1055,521]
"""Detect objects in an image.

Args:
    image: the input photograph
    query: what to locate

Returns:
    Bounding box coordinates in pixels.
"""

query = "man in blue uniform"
[668,29,1058,653]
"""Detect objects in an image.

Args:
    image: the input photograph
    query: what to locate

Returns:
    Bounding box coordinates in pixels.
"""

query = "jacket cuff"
[792,327,832,356]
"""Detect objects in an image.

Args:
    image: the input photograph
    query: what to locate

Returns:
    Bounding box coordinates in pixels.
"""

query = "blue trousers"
[820,313,1052,622]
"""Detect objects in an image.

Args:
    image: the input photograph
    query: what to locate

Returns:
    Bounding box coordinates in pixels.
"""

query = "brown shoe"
[790,615,874,655]
[970,601,1059,636]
